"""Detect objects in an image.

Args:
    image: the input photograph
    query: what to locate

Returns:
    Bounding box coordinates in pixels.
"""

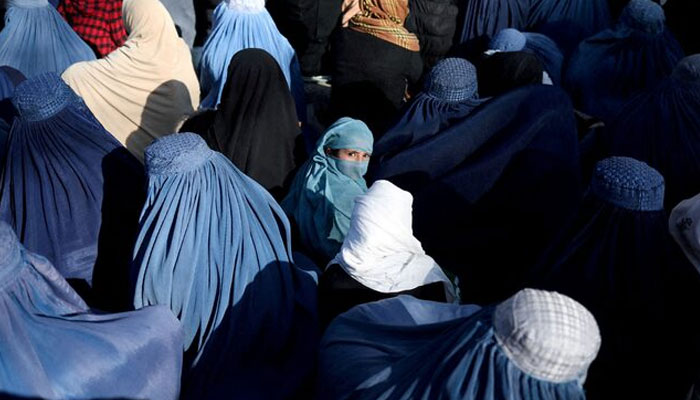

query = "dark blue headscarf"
[455,0,610,49]
[0,66,25,167]
[373,58,484,162]
[371,86,581,305]
[489,28,564,84]
[318,290,600,400]
[0,73,145,311]
[0,0,95,77]
[132,133,318,399]
[530,157,690,399]
[0,221,184,400]
[603,55,700,209]
[564,0,684,122]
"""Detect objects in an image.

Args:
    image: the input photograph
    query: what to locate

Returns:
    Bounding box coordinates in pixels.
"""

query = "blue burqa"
[318,294,595,400]
[455,0,610,49]
[372,57,485,163]
[0,221,184,400]
[371,85,582,305]
[603,55,700,210]
[0,0,95,77]
[529,157,691,399]
[564,0,684,122]
[0,66,25,167]
[132,132,319,399]
[0,73,146,311]
[198,0,305,121]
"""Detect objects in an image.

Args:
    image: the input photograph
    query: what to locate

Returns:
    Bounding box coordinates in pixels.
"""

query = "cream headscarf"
[330,180,456,301]
[62,0,200,161]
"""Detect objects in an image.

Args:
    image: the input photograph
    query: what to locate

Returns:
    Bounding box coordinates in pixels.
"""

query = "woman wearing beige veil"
[62,0,200,161]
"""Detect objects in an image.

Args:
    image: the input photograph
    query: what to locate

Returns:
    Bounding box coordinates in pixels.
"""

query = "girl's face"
[326,148,371,162]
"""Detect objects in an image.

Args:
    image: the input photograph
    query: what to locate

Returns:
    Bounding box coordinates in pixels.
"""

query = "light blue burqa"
[132,132,318,399]
[197,0,305,120]
[0,0,95,77]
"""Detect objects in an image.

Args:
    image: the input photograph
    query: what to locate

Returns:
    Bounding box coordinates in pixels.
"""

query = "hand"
[341,0,361,27]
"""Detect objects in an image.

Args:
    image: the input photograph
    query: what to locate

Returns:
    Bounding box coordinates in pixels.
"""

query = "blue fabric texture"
[282,117,374,262]
[0,0,95,77]
[373,58,484,162]
[371,85,582,305]
[456,0,610,48]
[564,0,684,122]
[0,66,25,167]
[318,293,594,400]
[490,28,527,51]
[529,156,685,398]
[198,1,305,121]
[590,157,664,211]
[602,55,700,209]
[0,221,184,400]
[0,73,145,311]
[133,132,319,399]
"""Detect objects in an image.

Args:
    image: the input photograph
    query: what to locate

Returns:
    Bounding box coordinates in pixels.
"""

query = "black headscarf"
[182,49,303,200]
[476,51,544,97]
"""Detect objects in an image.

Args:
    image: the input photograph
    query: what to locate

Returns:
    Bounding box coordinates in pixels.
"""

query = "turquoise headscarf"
[282,117,374,261]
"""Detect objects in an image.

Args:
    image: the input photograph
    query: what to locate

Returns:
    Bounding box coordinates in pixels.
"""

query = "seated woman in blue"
[282,117,373,264]
[564,0,684,123]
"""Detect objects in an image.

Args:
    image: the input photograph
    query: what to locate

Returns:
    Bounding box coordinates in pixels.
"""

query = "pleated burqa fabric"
[603,55,700,209]
[0,0,95,77]
[318,290,600,400]
[62,0,200,161]
[198,0,305,119]
[455,0,610,48]
[0,66,25,166]
[0,73,146,311]
[132,133,318,399]
[564,0,684,123]
[529,157,691,399]
[181,49,302,200]
[372,85,582,305]
[0,222,184,400]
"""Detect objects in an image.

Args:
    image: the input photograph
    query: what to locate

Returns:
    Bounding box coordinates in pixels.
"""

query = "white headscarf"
[61,0,200,161]
[330,180,456,301]
[670,192,700,274]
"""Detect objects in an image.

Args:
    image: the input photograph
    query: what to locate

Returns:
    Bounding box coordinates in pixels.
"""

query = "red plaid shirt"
[58,0,128,58]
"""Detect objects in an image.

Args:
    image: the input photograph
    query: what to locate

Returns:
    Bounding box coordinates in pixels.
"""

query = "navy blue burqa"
[603,55,700,210]
[564,0,684,123]
[371,85,582,305]
[372,57,485,163]
[318,290,600,400]
[528,157,691,400]
[0,73,145,311]
[0,221,184,400]
[0,66,24,166]
[488,28,564,84]
[132,133,319,399]
[455,0,610,50]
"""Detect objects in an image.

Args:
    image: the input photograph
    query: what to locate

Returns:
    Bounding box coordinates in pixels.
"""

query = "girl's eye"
[363,154,370,159]
[348,152,357,156]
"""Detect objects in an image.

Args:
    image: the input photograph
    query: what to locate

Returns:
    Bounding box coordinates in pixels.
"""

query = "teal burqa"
[281,117,374,262]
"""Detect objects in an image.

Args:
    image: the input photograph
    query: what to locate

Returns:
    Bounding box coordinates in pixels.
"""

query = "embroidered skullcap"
[0,222,22,279]
[619,0,665,35]
[493,288,601,383]
[489,29,527,52]
[591,157,665,211]
[12,73,76,122]
[225,0,265,12]
[424,58,478,102]
[144,132,215,175]
[672,55,700,82]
